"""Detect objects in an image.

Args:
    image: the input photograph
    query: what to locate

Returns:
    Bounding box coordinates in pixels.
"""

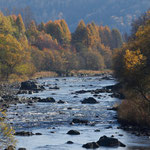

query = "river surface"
[7,76,150,150]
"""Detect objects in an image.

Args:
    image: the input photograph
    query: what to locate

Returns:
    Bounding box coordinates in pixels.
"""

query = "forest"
[0,12,122,80]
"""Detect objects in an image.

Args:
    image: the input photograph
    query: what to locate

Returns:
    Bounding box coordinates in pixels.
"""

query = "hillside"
[0,0,149,33]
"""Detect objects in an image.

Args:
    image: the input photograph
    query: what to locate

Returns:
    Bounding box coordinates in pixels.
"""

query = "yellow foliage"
[0,109,16,149]
[124,49,146,71]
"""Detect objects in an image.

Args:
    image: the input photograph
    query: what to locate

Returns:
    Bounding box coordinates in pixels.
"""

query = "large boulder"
[67,130,80,135]
[20,81,45,91]
[97,136,126,147]
[81,97,99,104]
[82,142,99,149]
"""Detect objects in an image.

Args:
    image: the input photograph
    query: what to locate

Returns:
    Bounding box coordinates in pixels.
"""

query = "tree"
[45,19,71,47]
[111,29,123,49]
[38,22,45,31]
[0,110,16,149]
[131,10,150,39]
[16,14,25,34]
[71,20,87,46]
[86,22,101,47]
[0,12,15,35]
[0,34,25,79]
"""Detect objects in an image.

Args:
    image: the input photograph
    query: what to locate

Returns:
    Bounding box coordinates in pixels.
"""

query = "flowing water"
[7,76,150,150]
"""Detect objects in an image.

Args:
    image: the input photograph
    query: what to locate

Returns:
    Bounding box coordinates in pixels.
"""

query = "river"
[7,76,150,150]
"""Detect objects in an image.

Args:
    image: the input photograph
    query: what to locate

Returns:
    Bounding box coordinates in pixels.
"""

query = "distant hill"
[0,0,149,33]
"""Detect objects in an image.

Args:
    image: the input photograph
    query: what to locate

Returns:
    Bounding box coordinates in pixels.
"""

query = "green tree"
[72,20,87,46]
[111,29,123,49]
[16,14,26,34]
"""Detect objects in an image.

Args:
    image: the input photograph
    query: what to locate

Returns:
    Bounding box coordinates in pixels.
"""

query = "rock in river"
[20,80,45,91]
[81,97,99,104]
[82,142,99,149]
[97,136,126,147]
[57,100,66,104]
[38,97,56,103]
[67,130,80,135]
[71,118,88,124]
[14,131,34,136]
[66,141,74,144]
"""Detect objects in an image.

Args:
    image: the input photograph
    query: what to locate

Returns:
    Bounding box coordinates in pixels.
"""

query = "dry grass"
[3,70,113,83]
[70,69,113,76]
[32,71,58,79]
[118,98,150,127]
[6,71,58,83]
[8,74,29,83]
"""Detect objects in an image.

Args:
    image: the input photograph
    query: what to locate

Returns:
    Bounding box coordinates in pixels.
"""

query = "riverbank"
[6,70,113,83]
[113,85,150,136]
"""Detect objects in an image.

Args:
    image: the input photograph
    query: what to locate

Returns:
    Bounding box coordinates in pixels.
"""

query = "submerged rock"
[67,130,80,135]
[35,133,42,135]
[66,141,74,144]
[49,86,60,90]
[94,129,100,132]
[81,97,99,104]
[14,131,34,136]
[57,100,65,104]
[82,142,99,149]
[71,118,88,124]
[38,97,55,103]
[18,148,27,150]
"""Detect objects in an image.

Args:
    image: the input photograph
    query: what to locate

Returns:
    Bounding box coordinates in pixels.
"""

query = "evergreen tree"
[111,29,123,49]
[16,14,26,34]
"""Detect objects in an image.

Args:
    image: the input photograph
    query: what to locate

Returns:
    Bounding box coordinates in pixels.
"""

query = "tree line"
[0,12,123,80]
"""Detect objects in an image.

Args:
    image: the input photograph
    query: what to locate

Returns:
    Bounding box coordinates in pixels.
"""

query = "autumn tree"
[86,22,101,47]
[45,19,71,47]
[0,34,32,79]
[0,12,15,35]
[0,110,16,149]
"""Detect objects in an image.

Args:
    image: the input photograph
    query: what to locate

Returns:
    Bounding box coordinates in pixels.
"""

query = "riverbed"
[7,76,150,150]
